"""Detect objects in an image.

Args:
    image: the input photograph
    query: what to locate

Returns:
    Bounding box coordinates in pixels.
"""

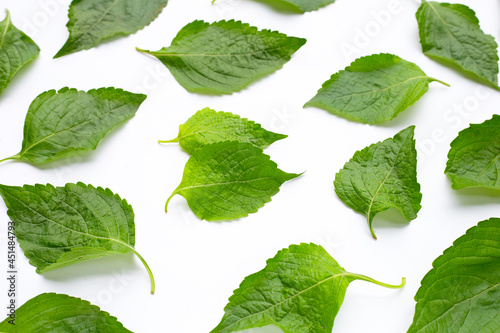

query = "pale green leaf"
[166,141,300,220]
[160,107,287,154]
[0,183,155,293]
[55,0,168,58]
[334,126,422,239]
[408,218,500,333]
[137,20,306,94]
[212,243,405,333]
[305,53,448,124]
[445,115,500,191]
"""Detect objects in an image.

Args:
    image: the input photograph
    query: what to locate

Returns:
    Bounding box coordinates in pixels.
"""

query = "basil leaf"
[137,20,306,94]
[160,107,287,154]
[445,115,500,191]
[416,1,499,88]
[334,126,422,239]
[304,53,448,124]
[0,10,40,96]
[408,218,500,333]
[55,0,168,58]
[0,87,146,165]
[0,293,132,332]
[166,141,300,220]
[0,183,155,293]
[212,243,405,333]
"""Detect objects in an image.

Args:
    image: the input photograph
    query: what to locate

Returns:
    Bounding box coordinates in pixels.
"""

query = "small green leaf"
[166,141,300,220]
[0,293,132,332]
[408,218,500,333]
[305,53,448,124]
[212,243,405,333]
[137,20,306,94]
[0,183,155,293]
[416,1,499,88]
[263,0,336,12]
[160,107,287,154]
[445,115,500,191]
[0,87,146,165]
[334,126,422,239]
[0,10,40,96]
[55,0,168,58]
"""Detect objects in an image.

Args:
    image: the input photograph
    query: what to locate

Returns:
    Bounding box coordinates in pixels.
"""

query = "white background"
[0,0,499,332]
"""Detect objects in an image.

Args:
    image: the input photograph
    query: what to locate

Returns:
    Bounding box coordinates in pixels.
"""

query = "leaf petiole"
[428,77,450,87]
[349,273,406,289]
[131,248,156,294]
[0,154,20,164]
[158,138,179,144]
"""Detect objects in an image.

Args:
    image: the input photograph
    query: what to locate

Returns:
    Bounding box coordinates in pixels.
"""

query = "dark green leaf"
[408,218,500,333]
[160,107,287,154]
[166,141,300,220]
[305,53,448,124]
[0,183,155,293]
[137,20,306,94]
[212,243,405,333]
[334,126,422,239]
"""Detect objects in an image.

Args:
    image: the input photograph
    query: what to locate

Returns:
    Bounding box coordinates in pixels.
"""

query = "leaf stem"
[0,154,20,164]
[367,216,377,240]
[158,138,179,144]
[429,77,450,87]
[136,47,151,55]
[165,191,178,212]
[131,249,155,294]
[350,273,406,289]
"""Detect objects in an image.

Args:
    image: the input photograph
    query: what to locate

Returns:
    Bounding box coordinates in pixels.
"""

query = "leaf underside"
[416,1,499,88]
[138,20,306,94]
[445,114,500,191]
[164,107,287,154]
[305,53,445,124]
[166,141,300,221]
[0,293,132,332]
[408,218,500,333]
[334,126,422,239]
[55,0,169,58]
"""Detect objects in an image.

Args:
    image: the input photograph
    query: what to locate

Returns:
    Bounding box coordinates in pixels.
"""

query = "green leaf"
[137,20,306,94]
[0,87,146,165]
[334,126,422,239]
[211,243,405,333]
[160,107,287,154]
[416,1,499,88]
[54,0,168,58]
[304,53,448,124]
[256,0,336,12]
[0,10,40,96]
[0,293,132,332]
[166,141,300,220]
[408,218,500,333]
[445,115,500,191]
[0,183,155,293]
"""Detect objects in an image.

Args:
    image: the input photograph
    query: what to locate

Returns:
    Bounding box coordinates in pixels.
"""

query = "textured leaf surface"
[266,0,336,12]
[212,243,405,333]
[55,0,168,58]
[0,10,40,96]
[408,218,500,333]
[0,183,154,293]
[166,141,300,220]
[446,115,500,191]
[305,54,447,124]
[416,1,499,87]
[161,107,287,154]
[0,293,132,332]
[334,126,422,239]
[0,87,146,165]
[137,20,306,94]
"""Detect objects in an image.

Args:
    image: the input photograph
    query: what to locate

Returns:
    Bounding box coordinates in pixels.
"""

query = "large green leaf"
[160,107,287,154]
[55,0,168,58]
[0,10,40,96]
[305,53,448,124]
[416,1,499,88]
[212,243,405,333]
[166,141,300,220]
[0,293,132,332]
[334,126,422,239]
[137,20,306,94]
[0,183,155,293]
[408,218,500,333]
[446,115,500,191]
[0,87,146,165]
